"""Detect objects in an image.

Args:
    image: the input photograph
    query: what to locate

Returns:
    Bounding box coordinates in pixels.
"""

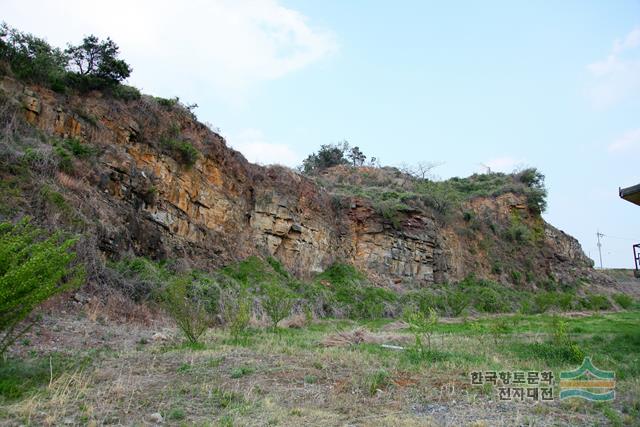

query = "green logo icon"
[559,357,615,401]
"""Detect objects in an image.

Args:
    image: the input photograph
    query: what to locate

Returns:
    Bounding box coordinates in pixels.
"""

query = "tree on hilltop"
[302,141,350,174]
[65,35,131,90]
[347,146,366,167]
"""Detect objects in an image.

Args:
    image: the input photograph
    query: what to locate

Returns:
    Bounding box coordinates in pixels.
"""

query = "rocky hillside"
[0,75,607,289]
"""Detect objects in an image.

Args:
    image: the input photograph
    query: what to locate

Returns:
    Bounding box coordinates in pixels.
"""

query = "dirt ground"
[3,296,636,427]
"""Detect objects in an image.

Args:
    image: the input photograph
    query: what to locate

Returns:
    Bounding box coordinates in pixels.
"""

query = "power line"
[600,234,640,242]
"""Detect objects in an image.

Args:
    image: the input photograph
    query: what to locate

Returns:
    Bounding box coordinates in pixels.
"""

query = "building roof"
[620,183,640,206]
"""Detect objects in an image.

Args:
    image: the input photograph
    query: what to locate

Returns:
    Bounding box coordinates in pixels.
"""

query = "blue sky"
[3,0,639,267]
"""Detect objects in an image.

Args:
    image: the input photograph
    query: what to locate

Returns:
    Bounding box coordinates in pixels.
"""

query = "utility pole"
[596,231,604,269]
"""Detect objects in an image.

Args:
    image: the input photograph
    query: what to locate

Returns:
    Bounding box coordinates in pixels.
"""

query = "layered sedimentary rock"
[0,76,605,286]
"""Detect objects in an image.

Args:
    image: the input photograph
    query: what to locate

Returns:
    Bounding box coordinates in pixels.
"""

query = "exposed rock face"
[343,200,444,284]
[0,76,608,286]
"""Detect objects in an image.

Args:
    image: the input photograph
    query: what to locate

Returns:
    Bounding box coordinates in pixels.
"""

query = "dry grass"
[1,309,633,426]
[55,172,89,193]
[321,327,379,347]
[84,293,155,326]
[7,370,91,426]
[321,327,409,348]
[280,313,308,329]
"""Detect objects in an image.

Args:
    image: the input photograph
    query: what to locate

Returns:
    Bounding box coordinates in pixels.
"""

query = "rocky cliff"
[0,76,606,288]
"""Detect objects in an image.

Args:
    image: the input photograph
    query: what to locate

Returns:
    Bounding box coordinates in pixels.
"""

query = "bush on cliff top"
[315,164,547,220]
[1,22,132,96]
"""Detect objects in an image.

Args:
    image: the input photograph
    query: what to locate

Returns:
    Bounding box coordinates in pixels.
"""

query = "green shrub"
[314,263,395,319]
[266,257,289,278]
[0,219,84,356]
[224,289,251,341]
[458,276,514,313]
[373,199,408,228]
[361,286,396,319]
[186,271,222,317]
[301,142,351,174]
[533,292,556,313]
[50,137,94,174]
[488,317,512,345]
[316,263,364,287]
[403,306,438,351]
[262,282,293,329]
[491,261,503,274]
[580,294,612,311]
[156,96,179,108]
[21,148,46,168]
[521,291,577,314]
[557,292,575,311]
[167,408,185,421]
[161,276,213,345]
[443,290,470,316]
[474,288,508,313]
[504,222,531,244]
[549,315,585,363]
[111,256,172,301]
[230,365,254,379]
[1,24,133,95]
[53,145,74,173]
[39,186,69,211]
[61,138,93,158]
[110,84,141,101]
[613,294,634,309]
[161,138,199,167]
[402,289,440,315]
[222,256,281,288]
[0,23,67,88]
[510,271,522,285]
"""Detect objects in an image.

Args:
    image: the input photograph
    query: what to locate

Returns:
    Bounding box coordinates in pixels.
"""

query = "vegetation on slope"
[0,22,136,98]
[0,219,83,357]
[301,145,547,217]
[112,255,631,334]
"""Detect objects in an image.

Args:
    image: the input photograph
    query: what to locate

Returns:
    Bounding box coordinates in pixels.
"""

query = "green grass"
[187,309,638,377]
[230,365,255,379]
[325,311,640,379]
[167,407,186,421]
[316,167,547,218]
[613,293,635,309]
[160,138,199,166]
[364,369,391,395]
[0,353,92,401]
[1,310,637,425]
[210,388,246,410]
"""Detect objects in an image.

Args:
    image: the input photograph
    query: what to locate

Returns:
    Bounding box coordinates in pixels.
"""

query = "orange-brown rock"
[0,76,606,286]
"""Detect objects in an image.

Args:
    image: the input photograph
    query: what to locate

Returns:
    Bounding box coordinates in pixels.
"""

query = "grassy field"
[0,308,638,426]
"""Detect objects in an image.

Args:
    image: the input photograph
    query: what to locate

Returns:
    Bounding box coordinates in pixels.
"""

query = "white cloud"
[613,27,640,54]
[228,129,300,167]
[483,157,523,173]
[1,0,337,103]
[587,27,640,108]
[609,128,640,152]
